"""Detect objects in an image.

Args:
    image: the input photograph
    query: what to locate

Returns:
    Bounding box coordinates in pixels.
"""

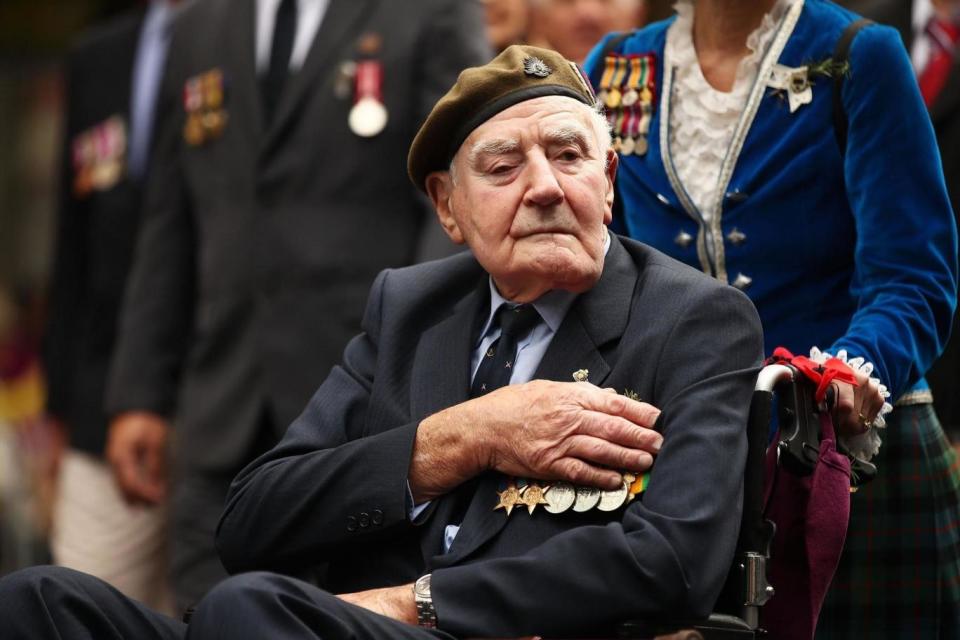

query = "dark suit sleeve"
[105,40,195,419]
[216,269,422,574]
[431,283,763,638]
[43,47,86,420]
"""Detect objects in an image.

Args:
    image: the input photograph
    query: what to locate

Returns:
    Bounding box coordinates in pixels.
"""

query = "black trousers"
[0,566,457,640]
[170,406,282,611]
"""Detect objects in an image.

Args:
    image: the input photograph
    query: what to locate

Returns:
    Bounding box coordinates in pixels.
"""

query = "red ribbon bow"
[768,347,859,404]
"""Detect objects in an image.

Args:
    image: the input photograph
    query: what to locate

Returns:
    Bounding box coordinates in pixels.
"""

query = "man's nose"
[522,154,564,208]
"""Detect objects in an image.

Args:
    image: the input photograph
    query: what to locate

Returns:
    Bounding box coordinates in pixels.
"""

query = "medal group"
[495,472,650,517]
[597,54,657,157]
[72,115,127,198]
[182,68,228,147]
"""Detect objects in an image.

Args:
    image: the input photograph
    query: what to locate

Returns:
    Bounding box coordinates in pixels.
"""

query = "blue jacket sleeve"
[830,24,958,398]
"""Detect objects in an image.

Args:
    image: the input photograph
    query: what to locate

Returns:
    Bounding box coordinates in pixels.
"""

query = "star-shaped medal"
[520,483,551,514]
[494,482,522,516]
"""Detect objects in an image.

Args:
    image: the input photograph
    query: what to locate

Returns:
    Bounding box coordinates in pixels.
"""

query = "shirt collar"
[475,230,611,343]
[914,0,934,34]
[143,0,175,35]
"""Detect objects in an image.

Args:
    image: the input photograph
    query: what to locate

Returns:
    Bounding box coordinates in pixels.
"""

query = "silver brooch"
[523,56,552,78]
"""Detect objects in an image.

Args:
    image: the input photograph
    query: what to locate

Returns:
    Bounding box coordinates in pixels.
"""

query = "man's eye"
[490,164,515,174]
[557,150,582,162]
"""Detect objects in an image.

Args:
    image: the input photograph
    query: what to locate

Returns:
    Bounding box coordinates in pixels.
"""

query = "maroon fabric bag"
[761,412,851,640]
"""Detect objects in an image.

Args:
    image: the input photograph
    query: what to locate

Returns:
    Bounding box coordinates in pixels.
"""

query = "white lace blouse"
[665,0,799,222]
[663,0,892,460]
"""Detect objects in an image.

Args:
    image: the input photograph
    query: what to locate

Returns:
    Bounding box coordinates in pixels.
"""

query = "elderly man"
[0,45,762,640]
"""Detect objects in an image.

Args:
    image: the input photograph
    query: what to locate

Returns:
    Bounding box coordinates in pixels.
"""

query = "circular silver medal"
[597,479,630,512]
[620,136,636,156]
[621,89,639,106]
[572,486,601,512]
[543,482,576,514]
[348,97,388,137]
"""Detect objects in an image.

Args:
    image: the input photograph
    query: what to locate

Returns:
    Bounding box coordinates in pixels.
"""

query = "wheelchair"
[547,362,865,640]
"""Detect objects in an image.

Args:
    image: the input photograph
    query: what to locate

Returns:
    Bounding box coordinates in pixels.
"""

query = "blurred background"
[0,0,945,583]
[0,0,138,576]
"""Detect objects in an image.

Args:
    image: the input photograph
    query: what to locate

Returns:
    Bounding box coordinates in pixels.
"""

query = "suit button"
[726,228,747,246]
[674,230,694,248]
[726,190,749,203]
[346,515,358,532]
[359,512,370,528]
[371,509,384,525]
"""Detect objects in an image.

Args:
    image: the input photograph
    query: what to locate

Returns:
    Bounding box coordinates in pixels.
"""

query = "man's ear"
[425,171,465,245]
[603,149,619,224]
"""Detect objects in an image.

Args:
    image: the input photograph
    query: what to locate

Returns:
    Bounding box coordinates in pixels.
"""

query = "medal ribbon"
[627,57,642,92]
[599,55,617,90]
[611,56,629,88]
[354,60,384,104]
[183,77,202,112]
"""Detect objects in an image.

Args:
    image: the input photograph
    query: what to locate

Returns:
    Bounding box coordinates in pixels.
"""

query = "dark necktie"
[433,303,542,543]
[262,0,297,123]
[470,304,542,398]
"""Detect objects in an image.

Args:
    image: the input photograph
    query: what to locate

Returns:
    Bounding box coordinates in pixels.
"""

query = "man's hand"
[411,381,662,502]
[831,366,885,438]
[338,584,417,625]
[106,411,169,505]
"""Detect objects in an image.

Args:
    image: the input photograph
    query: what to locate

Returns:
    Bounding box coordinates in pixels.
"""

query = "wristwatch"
[413,573,437,628]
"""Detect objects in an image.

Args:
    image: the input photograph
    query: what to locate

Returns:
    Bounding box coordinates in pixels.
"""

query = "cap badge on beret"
[523,57,552,78]
[408,45,596,191]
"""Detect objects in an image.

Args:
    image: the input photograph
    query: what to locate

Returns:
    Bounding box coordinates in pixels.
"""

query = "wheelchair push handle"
[756,363,876,488]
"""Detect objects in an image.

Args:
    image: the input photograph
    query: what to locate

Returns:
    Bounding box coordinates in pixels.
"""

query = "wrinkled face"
[426,96,617,302]
[534,0,642,63]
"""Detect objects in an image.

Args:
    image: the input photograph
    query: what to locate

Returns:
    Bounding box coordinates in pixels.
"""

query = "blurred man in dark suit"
[43,0,178,613]
[103,0,489,610]
[840,0,960,445]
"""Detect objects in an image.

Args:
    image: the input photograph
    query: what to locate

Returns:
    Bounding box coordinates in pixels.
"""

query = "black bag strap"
[599,29,637,64]
[833,18,874,153]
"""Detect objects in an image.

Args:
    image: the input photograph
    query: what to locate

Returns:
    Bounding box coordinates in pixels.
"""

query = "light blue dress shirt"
[127,0,175,179]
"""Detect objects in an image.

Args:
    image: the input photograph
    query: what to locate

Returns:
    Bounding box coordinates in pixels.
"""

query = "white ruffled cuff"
[809,347,892,461]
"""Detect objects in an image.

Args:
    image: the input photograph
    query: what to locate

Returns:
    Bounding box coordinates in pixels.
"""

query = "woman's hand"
[831,366,885,438]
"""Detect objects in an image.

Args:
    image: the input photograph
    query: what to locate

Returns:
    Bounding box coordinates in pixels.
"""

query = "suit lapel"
[409,279,487,422]
[263,0,378,151]
[413,276,488,564]
[224,0,262,146]
[434,235,639,568]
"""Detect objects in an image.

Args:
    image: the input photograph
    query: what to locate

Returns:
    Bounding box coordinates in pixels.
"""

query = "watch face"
[415,574,432,597]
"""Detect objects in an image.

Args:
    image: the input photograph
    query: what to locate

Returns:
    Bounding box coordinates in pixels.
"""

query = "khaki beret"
[407,44,597,192]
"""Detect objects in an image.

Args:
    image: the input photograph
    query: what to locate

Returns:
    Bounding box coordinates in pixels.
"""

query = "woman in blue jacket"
[585,0,960,636]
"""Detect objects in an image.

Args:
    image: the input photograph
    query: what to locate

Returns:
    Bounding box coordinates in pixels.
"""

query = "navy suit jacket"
[104,0,491,473]
[216,234,764,638]
[44,10,147,456]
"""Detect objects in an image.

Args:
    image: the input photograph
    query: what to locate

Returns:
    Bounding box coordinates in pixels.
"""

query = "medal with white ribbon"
[348,60,388,137]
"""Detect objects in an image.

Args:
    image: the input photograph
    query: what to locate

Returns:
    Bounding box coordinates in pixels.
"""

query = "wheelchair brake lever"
[777,373,820,477]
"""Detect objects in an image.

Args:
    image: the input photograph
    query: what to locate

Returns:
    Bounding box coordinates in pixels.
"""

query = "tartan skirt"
[816,402,960,639]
